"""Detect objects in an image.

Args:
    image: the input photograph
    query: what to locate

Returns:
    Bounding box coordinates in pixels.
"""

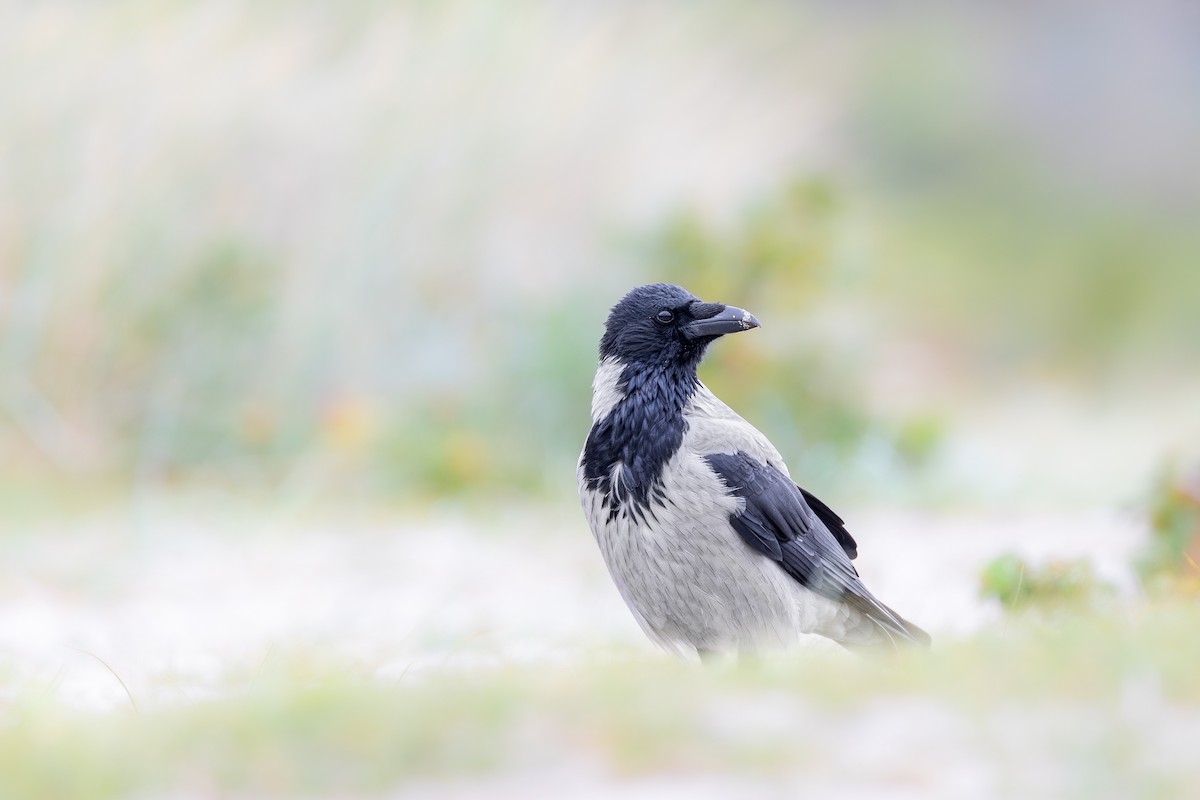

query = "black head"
[598,283,760,368]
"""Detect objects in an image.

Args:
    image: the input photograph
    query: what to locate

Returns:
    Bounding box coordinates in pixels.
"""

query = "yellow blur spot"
[324,397,373,452]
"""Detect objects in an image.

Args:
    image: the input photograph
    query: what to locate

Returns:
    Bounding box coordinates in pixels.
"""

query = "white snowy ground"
[0,501,1143,711]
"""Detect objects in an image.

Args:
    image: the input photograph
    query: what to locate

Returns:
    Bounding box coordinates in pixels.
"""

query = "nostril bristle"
[689,301,725,320]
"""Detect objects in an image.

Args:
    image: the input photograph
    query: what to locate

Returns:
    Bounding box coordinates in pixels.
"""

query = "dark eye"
[654,309,675,326]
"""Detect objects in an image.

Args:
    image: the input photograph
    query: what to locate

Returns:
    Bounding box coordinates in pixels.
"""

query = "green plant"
[1135,465,1200,594]
[980,553,1115,612]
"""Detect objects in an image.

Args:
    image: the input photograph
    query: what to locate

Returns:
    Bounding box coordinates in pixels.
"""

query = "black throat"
[581,360,699,521]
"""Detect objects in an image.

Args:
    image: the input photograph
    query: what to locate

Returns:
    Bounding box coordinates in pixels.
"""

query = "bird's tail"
[881,609,931,648]
[841,600,931,652]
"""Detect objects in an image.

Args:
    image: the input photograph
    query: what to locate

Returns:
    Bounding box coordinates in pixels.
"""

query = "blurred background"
[3,1,1200,796]
[2,0,1199,509]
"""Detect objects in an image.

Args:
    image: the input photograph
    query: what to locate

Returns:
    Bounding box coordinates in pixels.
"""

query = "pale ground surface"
[0,502,1142,710]
[0,500,1181,799]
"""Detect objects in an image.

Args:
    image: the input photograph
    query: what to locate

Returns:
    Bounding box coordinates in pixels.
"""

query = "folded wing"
[704,452,930,647]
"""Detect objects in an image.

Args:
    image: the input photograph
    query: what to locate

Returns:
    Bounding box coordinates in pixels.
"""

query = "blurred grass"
[2,1,1198,505]
[5,601,1200,798]
[980,553,1117,613]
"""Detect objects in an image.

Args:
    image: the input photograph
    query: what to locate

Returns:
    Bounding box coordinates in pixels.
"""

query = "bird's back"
[680,382,786,469]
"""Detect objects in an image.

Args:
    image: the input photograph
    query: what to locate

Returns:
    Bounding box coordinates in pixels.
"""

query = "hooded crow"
[578,283,929,657]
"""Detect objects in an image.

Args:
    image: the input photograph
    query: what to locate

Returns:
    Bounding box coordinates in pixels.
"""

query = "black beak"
[682,305,761,340]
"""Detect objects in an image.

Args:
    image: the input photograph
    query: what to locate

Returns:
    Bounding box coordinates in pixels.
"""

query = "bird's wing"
[704,451,928,647]
[800,487,858,560]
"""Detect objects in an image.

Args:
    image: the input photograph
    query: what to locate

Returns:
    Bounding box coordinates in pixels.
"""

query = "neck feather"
[582,359,698,520]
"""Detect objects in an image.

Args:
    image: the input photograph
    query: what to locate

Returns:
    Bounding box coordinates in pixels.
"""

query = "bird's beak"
[682,305,761,340]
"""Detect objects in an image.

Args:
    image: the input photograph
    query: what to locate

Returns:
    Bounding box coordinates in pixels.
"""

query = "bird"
[578,283,929,658]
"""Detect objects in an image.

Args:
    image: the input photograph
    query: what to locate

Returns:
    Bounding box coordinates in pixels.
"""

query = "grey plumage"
[578,284,928,657]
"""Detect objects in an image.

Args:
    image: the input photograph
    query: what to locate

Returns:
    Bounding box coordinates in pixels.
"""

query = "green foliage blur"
[980,553,1116,613]
[654,181,862,439]
[1136,465,1200,594]
[2,1,1197,507]
[980,463,1200,612]
[648,179,943,475]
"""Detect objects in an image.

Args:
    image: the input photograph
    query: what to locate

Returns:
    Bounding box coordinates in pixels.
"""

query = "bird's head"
[598,283,760,369]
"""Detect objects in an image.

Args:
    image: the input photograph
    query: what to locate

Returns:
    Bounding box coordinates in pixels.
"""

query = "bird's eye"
[654,309,675,326]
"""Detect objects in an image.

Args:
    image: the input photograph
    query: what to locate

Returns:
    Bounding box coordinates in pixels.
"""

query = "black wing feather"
[801,487,858,560]
[705,452,929,647]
